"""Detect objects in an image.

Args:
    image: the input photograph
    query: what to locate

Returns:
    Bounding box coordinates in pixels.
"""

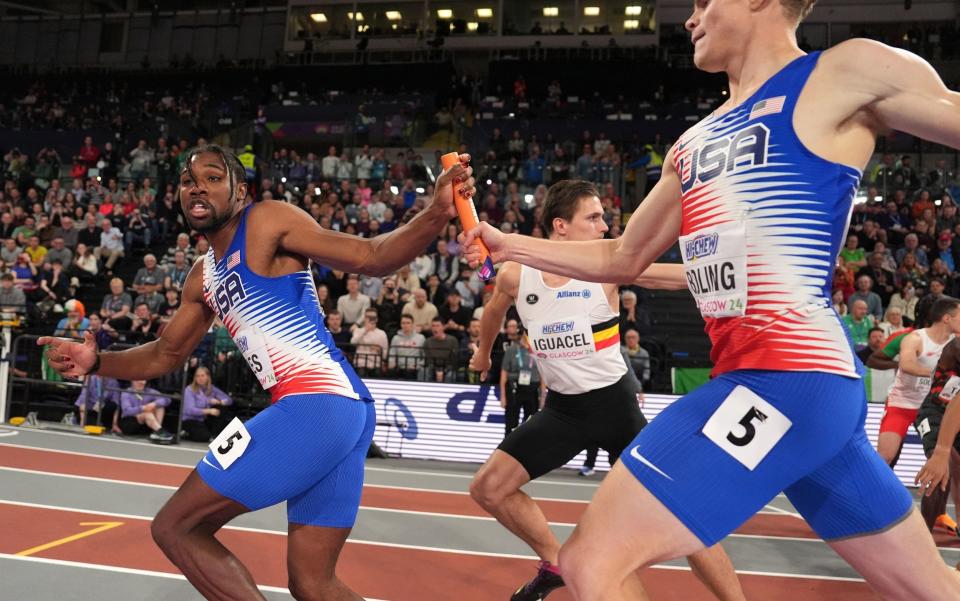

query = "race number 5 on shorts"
[680,221,748,319]
[209,417,252,469]
[702,385,793,470]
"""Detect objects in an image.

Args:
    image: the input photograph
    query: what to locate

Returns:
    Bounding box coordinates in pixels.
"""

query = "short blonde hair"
[781,0,816,22]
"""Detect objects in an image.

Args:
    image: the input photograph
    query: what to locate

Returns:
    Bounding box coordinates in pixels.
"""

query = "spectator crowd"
[3,90,958,442]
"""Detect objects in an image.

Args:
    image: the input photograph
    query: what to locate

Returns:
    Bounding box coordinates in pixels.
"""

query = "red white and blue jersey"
[674,52,862,379]
[201,204,371,403]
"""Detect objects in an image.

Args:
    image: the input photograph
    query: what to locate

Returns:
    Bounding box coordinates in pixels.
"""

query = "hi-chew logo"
[684,233,719,262]
[542,321,575,335]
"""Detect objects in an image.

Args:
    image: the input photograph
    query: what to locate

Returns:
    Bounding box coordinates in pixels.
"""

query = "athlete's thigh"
[287,402,375,528]
[155,470,250,534]
[196,394,369,512]
[496,404,590,480]
[597,396,648,465]
[561,461,704,573]
[620,369,864,546]
[785,427,912,541]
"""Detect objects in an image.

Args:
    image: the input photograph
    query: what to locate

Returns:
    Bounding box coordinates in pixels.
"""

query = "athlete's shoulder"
[494,261,522,297]
[820,38,895,70]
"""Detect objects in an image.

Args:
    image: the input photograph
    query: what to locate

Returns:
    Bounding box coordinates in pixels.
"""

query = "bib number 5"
[208,417,251,470]
[726,406,768,447]
[702,386,792,470]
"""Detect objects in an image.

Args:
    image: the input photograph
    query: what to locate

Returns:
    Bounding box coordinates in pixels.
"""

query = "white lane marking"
[4,498,946,562]
[0,553,389,600]
[0,501,879,583]
[0,441,602,489]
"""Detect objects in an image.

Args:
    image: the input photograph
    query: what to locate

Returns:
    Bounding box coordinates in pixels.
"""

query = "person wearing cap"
[935,231,958,274]
[54,299,89,338]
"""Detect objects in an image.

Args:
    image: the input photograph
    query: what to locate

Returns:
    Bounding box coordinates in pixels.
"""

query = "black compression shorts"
[916,399,960,457]
[497,373,648,480]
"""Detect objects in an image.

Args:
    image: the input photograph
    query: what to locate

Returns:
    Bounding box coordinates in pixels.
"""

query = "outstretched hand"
[460,222,509,267]
[36,330,98,378]
[431,153,477,220]
[915,450,950,497]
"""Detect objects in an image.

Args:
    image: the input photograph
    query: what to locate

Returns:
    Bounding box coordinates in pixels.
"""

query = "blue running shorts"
[196,393,375,528]
[621,369,912,546]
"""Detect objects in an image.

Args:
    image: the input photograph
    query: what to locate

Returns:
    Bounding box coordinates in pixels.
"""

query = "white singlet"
[886,328,953,410]
[515,265,627,395]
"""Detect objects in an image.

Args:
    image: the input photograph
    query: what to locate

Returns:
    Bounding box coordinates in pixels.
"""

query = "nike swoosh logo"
[629,446,673,481]
[201,456,221,470]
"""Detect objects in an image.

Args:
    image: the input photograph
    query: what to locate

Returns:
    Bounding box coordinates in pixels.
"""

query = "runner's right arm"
[916,396,960,494]
[897,332,930,377]
[470,261,520,379]
[39,262,215,379]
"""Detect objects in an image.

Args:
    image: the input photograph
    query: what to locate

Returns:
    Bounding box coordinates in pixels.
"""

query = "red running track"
[0,444,884,600]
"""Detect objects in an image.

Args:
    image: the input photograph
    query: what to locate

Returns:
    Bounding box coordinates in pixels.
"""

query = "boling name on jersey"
[686,261,737,295]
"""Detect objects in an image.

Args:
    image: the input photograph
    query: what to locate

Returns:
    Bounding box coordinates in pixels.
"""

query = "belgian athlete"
[469,180,744,601]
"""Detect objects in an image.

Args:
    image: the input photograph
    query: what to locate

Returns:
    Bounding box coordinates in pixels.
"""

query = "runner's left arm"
[462,148,681,284]
[278,155,475,276]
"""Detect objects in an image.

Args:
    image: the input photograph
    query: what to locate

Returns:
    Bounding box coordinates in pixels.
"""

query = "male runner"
[876,300,958,466]
[40,144,476,600]
[866,300,960,534]
[915,306,960,536]
[470,180,743,601]
[462,1,960,597]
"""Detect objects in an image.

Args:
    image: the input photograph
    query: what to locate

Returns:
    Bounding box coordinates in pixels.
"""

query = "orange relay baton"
[441,151,496,281]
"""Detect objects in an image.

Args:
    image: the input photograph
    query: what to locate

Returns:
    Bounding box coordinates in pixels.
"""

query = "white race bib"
[234,327,277,390]
[916,376,932,394]
[940,376,960,403]
[209,417,251,470]
[702,385,792,470]
[526,314,595,361]
[917,417,931,439]
[680,221,748,318]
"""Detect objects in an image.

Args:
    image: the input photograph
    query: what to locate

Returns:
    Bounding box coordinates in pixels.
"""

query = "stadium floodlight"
[386,11,402,21]
[624,19,640,29]
[476,8,493,18]
[625,6,643,15]
[309,12,327,23]
[543,7,559,17]
[583,6,600,16]
[348,12,364,21]
[467,22,479,31]
[437,9,453,19]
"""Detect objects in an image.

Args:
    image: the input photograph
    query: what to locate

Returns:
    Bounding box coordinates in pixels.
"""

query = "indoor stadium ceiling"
[0,0,285,16]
